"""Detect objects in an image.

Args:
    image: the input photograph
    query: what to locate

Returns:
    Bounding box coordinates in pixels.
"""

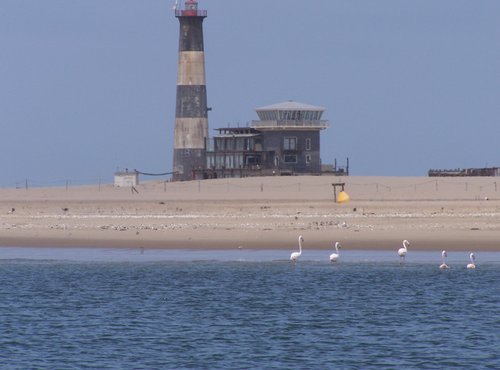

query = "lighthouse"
[172,0,209,181]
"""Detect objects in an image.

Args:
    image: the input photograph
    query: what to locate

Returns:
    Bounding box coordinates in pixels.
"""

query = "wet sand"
[1,176,499,251]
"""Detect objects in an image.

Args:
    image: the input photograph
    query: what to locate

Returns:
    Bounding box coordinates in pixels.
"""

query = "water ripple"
[0,261,499,369]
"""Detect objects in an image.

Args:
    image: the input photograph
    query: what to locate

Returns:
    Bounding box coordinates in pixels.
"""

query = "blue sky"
[1,0,499,186]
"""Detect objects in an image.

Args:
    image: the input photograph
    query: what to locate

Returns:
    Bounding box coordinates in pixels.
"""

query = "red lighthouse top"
[175,0,207,17]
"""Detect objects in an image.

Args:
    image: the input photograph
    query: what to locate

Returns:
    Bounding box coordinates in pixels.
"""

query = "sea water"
[1,248,499,369]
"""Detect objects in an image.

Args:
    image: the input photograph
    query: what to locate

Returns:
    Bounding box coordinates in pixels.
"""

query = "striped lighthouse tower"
[173,0,209,181]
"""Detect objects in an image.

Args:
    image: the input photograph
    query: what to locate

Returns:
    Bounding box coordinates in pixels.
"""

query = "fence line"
[3,177,499,201]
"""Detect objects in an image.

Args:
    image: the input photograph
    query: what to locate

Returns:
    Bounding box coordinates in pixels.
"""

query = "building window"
[305,138,311,151]
[306,154,311,164]
[206,138,215,152]
[284,155,297,163]
[284,137,297,150]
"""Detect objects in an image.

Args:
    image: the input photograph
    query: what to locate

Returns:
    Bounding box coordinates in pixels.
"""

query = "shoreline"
[1,176,499,251]
[1,229,498,251]
[0,234,500,252]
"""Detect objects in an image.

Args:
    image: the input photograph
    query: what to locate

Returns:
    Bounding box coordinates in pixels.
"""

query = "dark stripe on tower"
[178,18,205,52]
[175,85,208,118]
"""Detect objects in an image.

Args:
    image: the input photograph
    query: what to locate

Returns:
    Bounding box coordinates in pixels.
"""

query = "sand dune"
[1,176,499,251]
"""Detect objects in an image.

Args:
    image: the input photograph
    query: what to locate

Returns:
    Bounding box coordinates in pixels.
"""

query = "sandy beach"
[1,176,499,251]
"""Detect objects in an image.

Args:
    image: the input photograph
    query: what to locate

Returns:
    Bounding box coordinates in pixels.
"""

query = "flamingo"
[330,242,341,262]
[290,235,304,262]
[467,252,476,269]
[398,240,410,264]
[439,250,449,269]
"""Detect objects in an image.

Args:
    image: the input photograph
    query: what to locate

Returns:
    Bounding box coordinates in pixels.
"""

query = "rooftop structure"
[252,101,330,130]
[174,0,207,17]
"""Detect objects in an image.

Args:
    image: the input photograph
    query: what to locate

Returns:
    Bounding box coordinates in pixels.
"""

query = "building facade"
[114,171,139,187]
[199,101,330,179]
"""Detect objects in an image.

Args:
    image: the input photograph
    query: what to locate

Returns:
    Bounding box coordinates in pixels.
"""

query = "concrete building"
[114,171,139,187]
[200,101,330,179]
[428,167,500,177]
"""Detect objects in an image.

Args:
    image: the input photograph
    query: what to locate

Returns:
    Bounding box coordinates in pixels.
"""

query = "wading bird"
[439,250,449,269]
[330,242,341,262]
[398,240,410,264]
[290,235,304,263]
[467,252,476,269]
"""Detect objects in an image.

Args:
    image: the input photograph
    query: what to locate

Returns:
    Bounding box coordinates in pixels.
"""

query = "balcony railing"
[250,120,330,130]
[175,9,208,17]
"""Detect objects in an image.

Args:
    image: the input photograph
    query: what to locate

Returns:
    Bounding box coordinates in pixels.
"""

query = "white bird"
[290,235,304,262]
[330,242,341,262]
[398,240,410,264]
[467,252,476,269]
[439,250,449,269]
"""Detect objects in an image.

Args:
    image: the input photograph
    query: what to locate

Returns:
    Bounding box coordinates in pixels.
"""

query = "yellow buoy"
[336,191,350,203]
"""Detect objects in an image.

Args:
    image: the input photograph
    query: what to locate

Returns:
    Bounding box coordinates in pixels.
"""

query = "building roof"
[114,171,138,176]
[255,101,325,112]
[214,127,259,134]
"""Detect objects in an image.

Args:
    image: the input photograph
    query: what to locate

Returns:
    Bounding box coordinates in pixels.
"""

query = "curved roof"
[255,101,325,112]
